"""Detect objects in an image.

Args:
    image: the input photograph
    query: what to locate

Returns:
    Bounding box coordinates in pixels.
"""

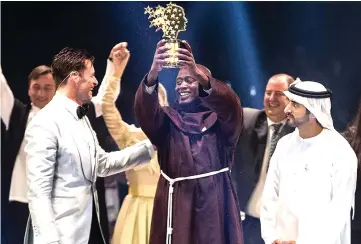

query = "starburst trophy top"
[145,2,188,68]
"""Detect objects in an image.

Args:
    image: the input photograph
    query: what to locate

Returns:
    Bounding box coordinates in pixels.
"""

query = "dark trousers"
[88,199,107,244]
[352,229,361,244]
[8,201,29,244]
[242,215,265,244]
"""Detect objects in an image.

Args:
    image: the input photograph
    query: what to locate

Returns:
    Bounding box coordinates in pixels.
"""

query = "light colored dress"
[102,75,163,244]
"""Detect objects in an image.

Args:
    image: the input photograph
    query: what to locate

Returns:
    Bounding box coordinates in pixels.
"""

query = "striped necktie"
[267,123,282,170]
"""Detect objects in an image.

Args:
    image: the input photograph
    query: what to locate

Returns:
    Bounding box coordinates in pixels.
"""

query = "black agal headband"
[288,84,332,98]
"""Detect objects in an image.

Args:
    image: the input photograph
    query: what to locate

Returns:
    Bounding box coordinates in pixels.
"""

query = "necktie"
[267,123,282,170]
[76,103,90,119]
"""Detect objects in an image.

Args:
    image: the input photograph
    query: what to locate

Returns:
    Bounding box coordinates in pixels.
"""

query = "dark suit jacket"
[1,99,31,244]
[232,107,294,213]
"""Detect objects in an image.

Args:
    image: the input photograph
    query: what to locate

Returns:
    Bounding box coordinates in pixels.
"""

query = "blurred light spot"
[250,86,257,96]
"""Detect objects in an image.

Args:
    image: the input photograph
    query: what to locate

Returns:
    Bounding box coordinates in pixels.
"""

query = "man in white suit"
[24,46,154,244]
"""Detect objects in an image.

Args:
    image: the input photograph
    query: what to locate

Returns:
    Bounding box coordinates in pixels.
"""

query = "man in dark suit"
[232,73,295,244]
[1,65,56,244]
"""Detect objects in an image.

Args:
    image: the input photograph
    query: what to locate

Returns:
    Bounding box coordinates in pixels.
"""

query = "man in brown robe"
[134,39,244,244]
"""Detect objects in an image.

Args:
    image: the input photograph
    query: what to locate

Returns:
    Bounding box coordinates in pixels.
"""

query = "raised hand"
[176,41,210,89]
[110,42,130,78]
[176,41,197,76]
[147,39,171,86]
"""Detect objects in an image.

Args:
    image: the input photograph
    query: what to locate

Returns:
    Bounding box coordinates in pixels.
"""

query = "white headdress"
[283,78,334,129]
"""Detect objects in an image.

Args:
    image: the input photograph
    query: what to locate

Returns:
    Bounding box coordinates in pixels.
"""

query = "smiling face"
[175,67,199,104]
[28,73,56,108]
[75,60,98,103]
[264,75,293,122]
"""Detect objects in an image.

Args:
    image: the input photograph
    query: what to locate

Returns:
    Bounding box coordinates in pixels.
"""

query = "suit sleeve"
[97,139,155,177]
[24,115,60,243]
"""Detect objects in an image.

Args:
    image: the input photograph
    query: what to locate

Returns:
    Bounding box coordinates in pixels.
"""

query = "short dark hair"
[51,47,95,86]
[28,65,52,86]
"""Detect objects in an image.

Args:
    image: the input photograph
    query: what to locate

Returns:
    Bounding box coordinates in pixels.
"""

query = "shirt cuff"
[1,70,15,130]
[203,87,212,94]
[240,211,246,221]
[104,59,115,78]
[144,83,157,94]
[144,139,155,159]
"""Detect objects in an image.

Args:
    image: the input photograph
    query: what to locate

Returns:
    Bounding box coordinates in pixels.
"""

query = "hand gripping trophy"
[145,2,188,68]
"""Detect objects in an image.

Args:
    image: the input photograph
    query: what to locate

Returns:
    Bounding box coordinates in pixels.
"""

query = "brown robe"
[134,75,244,244]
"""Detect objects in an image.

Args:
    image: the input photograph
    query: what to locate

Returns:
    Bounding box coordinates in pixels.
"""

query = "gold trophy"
[145,3,188,68]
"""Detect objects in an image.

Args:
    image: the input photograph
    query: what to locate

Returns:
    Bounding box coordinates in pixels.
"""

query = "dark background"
[2,1,361,130]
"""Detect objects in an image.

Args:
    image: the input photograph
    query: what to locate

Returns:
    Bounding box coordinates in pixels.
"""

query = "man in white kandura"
[260,78,357,244]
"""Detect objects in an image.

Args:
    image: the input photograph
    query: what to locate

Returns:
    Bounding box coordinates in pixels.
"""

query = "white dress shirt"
[246,118,287,218]
[9,104,40,203]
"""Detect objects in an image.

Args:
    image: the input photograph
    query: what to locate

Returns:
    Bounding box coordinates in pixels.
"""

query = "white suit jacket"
[23,93,154,244]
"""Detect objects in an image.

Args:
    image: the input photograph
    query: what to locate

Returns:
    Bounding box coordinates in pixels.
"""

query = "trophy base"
[163,63,180,68]
[163,39,182,69]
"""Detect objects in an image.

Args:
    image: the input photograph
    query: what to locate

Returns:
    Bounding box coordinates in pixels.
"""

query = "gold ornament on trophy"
[145,2,188,68]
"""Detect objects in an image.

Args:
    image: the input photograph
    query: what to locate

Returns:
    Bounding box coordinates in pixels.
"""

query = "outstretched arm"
[91,42,129,118]
[134,76,168,146]
[134,40,171,146]
[97,138,154,177]
[0,65,15,130]
[101,42,139,149]
[102,75,138,149]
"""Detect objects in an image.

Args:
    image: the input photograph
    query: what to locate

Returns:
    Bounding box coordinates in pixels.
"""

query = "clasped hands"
[147,39,204,86]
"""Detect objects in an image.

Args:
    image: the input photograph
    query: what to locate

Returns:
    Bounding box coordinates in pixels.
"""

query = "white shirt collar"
[30,104,41,113]
[267,117,288,127]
